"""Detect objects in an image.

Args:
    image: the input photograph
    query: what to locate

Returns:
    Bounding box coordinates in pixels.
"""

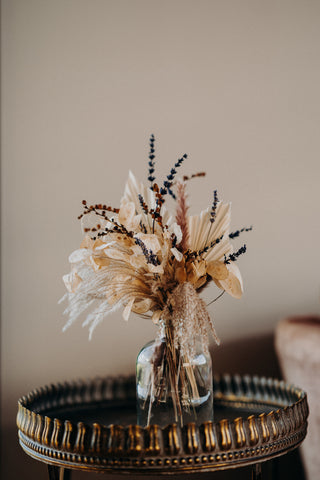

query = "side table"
[17,374,308,479]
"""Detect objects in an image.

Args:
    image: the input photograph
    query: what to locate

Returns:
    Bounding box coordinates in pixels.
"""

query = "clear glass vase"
[136,329,213,428]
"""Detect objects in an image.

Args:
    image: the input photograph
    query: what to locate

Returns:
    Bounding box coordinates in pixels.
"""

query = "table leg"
[251,463,262,480]
[271,457,279,478]
[47,465,71,480]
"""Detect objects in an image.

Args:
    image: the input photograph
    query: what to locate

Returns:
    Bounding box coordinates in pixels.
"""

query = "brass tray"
[17,374,308,475]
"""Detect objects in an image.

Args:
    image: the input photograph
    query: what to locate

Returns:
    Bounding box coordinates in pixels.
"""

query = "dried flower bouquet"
[62,136,250,426]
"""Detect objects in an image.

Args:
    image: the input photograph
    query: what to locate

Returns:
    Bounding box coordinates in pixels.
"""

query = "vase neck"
[158,320,175,341]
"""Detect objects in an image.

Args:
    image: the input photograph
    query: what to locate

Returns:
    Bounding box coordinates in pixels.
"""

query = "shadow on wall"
[5,333,305,480]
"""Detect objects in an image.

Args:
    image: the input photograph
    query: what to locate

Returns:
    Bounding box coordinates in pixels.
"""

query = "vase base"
[137,394,213,428]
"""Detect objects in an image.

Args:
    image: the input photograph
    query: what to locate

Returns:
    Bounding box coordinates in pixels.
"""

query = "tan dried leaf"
[118,202,135,228]
[175,265,187,283]
[152,310,162,325]
[92,255,111,267]
[194,275,208,290]
[206,261,229,280]
[80,235,95,249]
[131,298,153,314]
[104,248,130,262]
[186,259,207,285]
[147,263,164,274]
[214,263,243,299]
[122,297,135,321]
[171,247,183,262]
[106,292,121,305]
[69,248,91,264]
[92,238,106,250]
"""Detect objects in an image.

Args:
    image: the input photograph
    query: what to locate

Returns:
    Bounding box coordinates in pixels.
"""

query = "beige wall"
[2,0,320,478]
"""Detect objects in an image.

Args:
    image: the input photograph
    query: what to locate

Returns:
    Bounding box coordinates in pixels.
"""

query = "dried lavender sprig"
[210,190,219,223]
[198,234,224,256]
[138,194,149,214]
[166,187,176,199]
[229,226,253,239]
[160,154,187,199]
[187,235,224,259]
[139,221,147,234]
[138,193,154,232]
[224,245,247,264]
[148,134,156,185]
[204,189,219,247]
[135,237,160,266]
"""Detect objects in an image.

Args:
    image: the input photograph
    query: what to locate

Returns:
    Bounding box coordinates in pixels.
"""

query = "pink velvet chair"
[275,315,320,480]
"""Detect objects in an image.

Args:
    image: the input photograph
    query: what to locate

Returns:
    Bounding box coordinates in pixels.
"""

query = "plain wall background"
[2,0,320,478]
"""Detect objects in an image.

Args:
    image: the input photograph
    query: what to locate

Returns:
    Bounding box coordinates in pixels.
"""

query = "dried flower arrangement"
[62,135,251,426]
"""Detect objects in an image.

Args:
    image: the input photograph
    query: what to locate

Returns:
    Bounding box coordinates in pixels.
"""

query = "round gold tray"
[17,374,308,475]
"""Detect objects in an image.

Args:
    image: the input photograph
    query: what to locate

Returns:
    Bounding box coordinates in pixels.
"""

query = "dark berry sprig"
[148,134,156,186]
[229,226,253,239]
[79,200,135,241]
[92,221,134,241]
[83,224,101,234]
[182,172,206,182]
[171,233,178,248]
[224,245,247,264]
[138,193,152,231]
[151,183,165,232]
[139,190,164,232]
[78,200,119,220]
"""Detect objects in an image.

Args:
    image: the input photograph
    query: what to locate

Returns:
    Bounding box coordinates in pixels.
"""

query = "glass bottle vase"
[136,332,213,428]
